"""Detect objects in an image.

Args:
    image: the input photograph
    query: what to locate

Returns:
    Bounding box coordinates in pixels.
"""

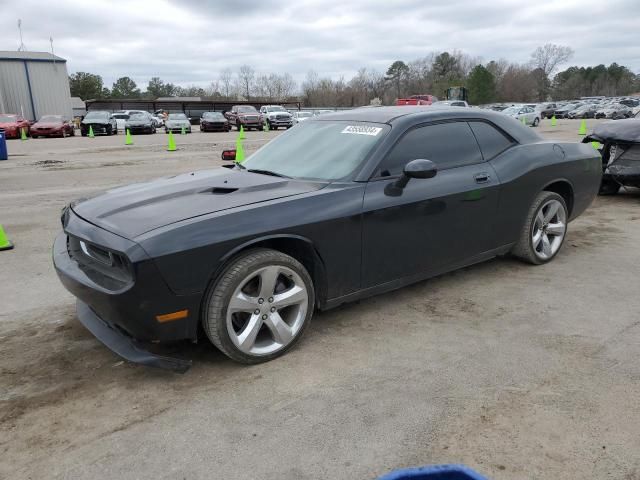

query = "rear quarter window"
[468,121,515,160]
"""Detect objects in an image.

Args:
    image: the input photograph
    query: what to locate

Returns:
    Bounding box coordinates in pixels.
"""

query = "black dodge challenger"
[54,107,601,371]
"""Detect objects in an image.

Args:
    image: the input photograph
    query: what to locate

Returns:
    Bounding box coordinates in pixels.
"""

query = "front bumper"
[81,124,109,135]
[32,128,64,137]
[53,212,201,370]
[201,122,228,131]
[76,300,191,372]
[166,126,191,133]
[127,125,154,134]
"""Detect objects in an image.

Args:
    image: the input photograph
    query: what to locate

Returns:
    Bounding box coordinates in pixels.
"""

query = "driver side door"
[361,121,500,288]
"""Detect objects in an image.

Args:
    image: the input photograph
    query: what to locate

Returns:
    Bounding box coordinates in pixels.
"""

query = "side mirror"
[221,149,236,161]
[386,159,437,196]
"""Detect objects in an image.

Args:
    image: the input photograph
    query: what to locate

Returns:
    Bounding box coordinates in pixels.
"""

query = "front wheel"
[203,249,315,364]
[532,117,540,127]
[511,191,568,265]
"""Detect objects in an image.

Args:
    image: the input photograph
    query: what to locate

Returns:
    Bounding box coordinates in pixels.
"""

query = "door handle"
[474,173,490,183]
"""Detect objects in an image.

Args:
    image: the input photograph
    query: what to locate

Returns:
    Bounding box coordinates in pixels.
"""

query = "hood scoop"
[207,187,238,195]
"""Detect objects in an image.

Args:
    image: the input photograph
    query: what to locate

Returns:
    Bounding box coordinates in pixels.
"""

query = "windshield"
[85,112,109,120]
[237,106,258,113]
[502,107,520,115]
[168,113,187,120]
[241,121,389,181]
[203,112,224,119]
[112,114,129,119]
[267,106,286,112]
[0,114,17,122]
[128,113,147,120]
[39,115,63,123]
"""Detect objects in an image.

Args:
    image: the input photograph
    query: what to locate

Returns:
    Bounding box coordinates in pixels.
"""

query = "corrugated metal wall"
[27,61,72,119]
[0,61,32,118]
[0,60,72,120]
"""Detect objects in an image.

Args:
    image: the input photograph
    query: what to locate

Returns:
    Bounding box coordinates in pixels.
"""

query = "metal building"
[0,51,72,121]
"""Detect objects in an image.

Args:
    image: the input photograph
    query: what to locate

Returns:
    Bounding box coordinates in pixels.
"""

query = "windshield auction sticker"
[341,125,382,136]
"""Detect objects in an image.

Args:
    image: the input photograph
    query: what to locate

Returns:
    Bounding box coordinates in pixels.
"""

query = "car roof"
[312,106,542,144]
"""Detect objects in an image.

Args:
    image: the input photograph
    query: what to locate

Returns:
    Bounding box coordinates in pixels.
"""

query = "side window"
[376,121,483,177]
[468,121,515,161]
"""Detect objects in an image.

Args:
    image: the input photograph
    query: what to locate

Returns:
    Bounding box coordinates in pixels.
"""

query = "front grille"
[67,235,134,290]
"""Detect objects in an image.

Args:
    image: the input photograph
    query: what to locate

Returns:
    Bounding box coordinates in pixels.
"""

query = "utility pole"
[17,19,27,51]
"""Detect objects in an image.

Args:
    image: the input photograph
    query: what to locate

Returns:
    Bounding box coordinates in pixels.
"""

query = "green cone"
[125,129,133,145]
[0,224,14,251]
[167,131,176,151]
[521,116,526,125]
[579,119,587,135]
[591,141,601,150]
[551,115,557,126]
[21,128,28,141]
[88,125,95,138]
[235,137,245,163]
[264,120,270,132]
[181,126,186,135]
[239,125,246,139]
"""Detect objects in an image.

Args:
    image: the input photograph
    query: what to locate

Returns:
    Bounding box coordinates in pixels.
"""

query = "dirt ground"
[1,118,639,479]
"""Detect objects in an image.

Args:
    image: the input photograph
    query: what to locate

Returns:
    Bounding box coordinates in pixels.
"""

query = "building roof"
[70,97,86,109]
[0,50,66,62]
[156,96,202,102]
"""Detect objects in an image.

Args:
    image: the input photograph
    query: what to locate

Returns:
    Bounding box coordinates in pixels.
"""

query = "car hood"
[0,121,19,127]
[126,120,151,126]
[584,119,640,144]
[71,168,327,238]
[166,120,190,126]
[267,111,291,117]
[33,122,63,128]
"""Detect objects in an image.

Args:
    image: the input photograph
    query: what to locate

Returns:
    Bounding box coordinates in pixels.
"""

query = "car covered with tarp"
[584,118,640,194]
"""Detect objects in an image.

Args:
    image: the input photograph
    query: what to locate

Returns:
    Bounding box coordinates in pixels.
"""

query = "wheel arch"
[542,178,574,216]
[206,234,328,310]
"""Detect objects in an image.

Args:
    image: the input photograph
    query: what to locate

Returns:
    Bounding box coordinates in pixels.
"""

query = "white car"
[501,105,540,127]
[292,111,313,123]
[432,100,469,107]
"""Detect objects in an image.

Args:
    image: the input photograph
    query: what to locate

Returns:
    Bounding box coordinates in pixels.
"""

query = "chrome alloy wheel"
[532,199,566,260]
[226,265,309,356]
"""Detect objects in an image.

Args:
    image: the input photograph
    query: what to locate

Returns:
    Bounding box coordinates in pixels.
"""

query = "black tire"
[511,191,568,265]
[599,179,620,195]
[203,248,315,364]
[107,125,113,136]
[532,117,540,127]
[81,132,87,137]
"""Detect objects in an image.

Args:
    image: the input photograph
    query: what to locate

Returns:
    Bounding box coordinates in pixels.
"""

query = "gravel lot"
[1,118,639,479]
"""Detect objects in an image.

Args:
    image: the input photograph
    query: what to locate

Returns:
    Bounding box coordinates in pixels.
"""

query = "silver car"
[501,105,540,127]
[292,111,313,123]
[164,113,192,133]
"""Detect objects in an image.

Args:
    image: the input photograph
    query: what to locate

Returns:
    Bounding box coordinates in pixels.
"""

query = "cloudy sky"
[1,0,638,89]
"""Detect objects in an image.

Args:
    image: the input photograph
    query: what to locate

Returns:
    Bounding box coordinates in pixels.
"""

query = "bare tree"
[531,44,574,77]
[237,65,255,100]
[219,68,233,99]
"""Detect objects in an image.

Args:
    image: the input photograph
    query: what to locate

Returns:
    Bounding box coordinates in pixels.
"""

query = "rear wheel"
[512,192,568,265]
[203,249,314,364]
